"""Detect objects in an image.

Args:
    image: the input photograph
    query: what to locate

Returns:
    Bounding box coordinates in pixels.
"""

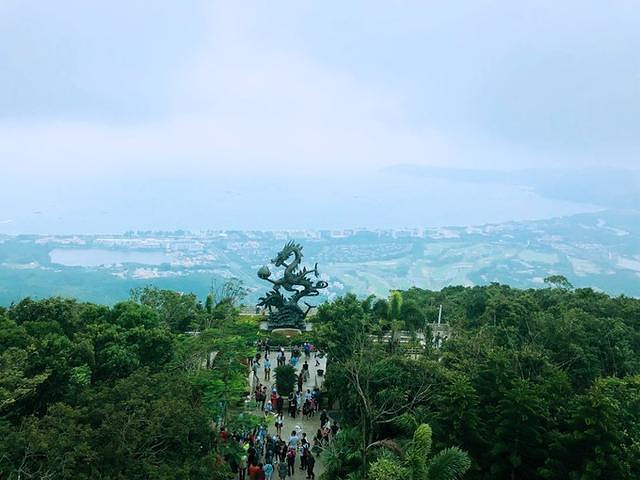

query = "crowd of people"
[222,341,338,479]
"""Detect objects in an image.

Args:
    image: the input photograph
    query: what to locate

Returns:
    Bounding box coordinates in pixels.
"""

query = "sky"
[0,1,638,232]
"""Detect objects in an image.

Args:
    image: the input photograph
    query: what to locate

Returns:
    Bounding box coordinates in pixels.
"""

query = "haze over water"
[1,2,639,236]
[0,172,601,234]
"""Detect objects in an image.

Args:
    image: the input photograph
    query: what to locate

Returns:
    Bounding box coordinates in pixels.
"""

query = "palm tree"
[368,424,471,480]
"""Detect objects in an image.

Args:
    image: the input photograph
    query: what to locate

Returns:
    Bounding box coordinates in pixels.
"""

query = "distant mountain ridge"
[384,164,640,210]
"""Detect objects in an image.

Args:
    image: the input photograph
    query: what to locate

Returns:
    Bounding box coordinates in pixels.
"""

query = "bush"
[369,452,410,480]
[274,364,297,395]
[269,332,300,347]
[268,331,317,347]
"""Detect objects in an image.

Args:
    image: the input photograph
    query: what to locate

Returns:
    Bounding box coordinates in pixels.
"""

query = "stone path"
[248,350,329,478]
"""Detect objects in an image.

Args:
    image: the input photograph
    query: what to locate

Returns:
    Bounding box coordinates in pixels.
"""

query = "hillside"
[0,210,638,306]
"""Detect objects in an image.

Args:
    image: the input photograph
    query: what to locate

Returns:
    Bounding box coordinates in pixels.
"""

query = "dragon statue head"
[271,240,302,267]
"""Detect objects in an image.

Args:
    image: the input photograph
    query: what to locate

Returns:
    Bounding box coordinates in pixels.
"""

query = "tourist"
[261,386,268,410]
[258,424,267,448]
[256,463,266,480]
[286,448,296,477]
[278,440,287,462]
[300,433,309,470]
[276,395,284,415]
[319,409,328,428]
[330,420,340,437]
[264,357,271,380]
[263,461,274,480]
[312,388,321,412]
[277,349,285,367]
[277,459,288,480]
[247,462,260,480]
[247,441,257,467]
[288,430,299,450]
[295,391,303,414]
[264,400,273,416]
[255,384,263,408]
[275,413,284,437]
[303,399,312,419]
[297,372,304,392]
[239,453,248,480]
[252,361,260,381]
[265,441,274,466]
[288,395,297,419]
[312,429,323,453]
[306,453,316,480]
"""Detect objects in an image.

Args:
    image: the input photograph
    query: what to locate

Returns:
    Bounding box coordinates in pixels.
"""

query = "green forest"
[1,282,640,479]
[0,287,259,480]
[315,283,640,479]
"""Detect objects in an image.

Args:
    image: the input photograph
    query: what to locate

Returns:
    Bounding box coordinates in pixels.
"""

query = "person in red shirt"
[286,448,296,476]
[248,463,261,480]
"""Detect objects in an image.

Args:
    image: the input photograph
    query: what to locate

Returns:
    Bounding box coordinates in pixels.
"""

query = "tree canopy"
[315,284,640,479]
[0,287,257,480]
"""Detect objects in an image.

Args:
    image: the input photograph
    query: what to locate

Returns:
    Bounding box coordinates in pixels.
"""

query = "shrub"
[274,364,297,395]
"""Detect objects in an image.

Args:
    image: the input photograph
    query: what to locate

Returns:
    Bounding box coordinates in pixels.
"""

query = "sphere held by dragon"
[257,265,271,279]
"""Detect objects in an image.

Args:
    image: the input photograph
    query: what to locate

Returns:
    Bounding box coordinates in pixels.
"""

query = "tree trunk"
[362,414,368,478]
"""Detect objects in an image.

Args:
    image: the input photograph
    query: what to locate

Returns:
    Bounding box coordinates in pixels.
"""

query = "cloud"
[0,3,459,179]
[1,0,639,183]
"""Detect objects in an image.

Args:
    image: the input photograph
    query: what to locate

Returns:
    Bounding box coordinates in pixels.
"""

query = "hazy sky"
[0,1,638,232]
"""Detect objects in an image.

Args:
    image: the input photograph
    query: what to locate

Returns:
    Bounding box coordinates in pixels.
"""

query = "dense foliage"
[274,364,297,395]
[315,284,640,479]
[0,286,257,480]
[2,281,639,479]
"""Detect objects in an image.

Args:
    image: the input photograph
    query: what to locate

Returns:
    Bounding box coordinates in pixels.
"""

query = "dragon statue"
[257,241,328,330]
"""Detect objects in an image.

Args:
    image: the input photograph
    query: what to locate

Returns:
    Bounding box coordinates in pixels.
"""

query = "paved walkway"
[248,350,329,478]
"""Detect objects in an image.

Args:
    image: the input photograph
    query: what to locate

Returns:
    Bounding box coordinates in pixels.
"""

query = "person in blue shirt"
[263,461,274,480]
[264,357,272,380]
[288,430,299,449]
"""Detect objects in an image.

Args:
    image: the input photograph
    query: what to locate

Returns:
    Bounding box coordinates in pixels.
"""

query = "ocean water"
[0,172,601,234]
